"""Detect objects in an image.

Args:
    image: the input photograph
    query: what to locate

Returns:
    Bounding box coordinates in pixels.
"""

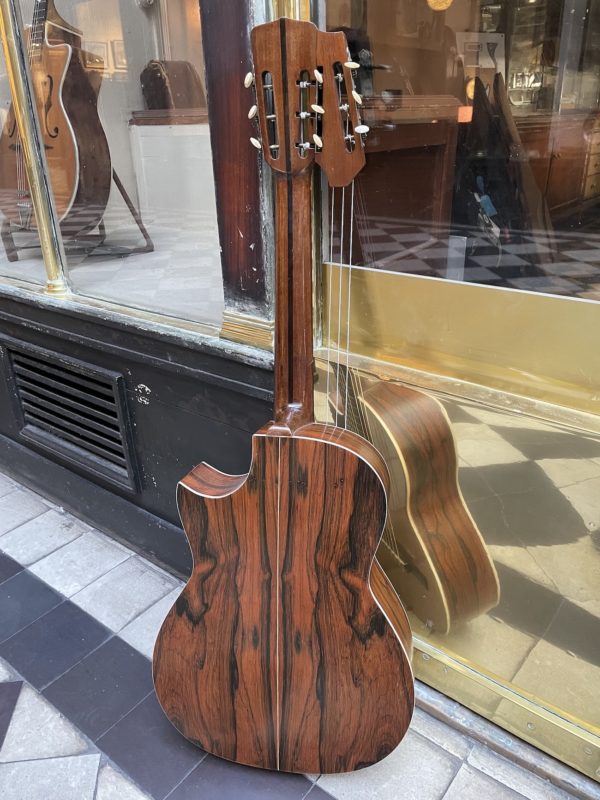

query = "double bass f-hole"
[41,75,59,139]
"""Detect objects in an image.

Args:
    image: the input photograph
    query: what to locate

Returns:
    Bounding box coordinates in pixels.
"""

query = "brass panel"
[415,641,600,781]
[220,310,274,350]
[322,263,600,417]
[273,0,311,20]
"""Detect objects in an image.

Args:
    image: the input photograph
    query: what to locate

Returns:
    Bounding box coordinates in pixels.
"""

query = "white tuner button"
[311,104,325,115]
[314,69,324,84]
[248,105,258,119]
[250,137,262,150]
[244,72,254,88]
[355,124,370,135]
[313,133,323,149]
[345,61,360,70]
[352,90,363,105]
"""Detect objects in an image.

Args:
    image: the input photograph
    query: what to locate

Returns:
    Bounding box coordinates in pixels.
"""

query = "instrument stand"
[1,168,154,263]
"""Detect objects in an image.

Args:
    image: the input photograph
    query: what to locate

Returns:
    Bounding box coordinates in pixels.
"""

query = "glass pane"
[0,36,46,286]
[325,0,600,300]
[315,359,600,734]
[14,0,223,324]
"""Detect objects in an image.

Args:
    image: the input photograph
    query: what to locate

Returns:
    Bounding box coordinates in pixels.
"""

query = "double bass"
[153,19,414,774]
[0,0,111,238]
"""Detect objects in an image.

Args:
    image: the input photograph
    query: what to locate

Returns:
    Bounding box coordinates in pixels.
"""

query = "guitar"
[153,18,414,774]
[0,0,111,238]
[331,366,500,635]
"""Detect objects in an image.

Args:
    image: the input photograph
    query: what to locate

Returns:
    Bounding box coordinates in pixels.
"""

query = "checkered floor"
[333,215,600,300]
[0,204,225,327]
[427,396,600,726]
[0,468,594,799]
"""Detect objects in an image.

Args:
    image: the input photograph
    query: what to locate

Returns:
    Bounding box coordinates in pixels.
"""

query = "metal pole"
[0,0,70,296]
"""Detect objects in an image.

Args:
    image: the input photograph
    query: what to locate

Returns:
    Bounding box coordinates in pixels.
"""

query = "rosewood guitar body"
[0,30,111,237]
[359,381,500,634]
[153,423,414,774]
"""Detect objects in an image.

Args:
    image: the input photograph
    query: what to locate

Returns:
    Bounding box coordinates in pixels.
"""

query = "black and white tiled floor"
[0,468,597,799]
[334,216,600,300]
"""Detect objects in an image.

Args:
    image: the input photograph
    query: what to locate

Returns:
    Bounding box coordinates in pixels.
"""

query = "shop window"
[325,0,600,301]
[0,0,223,325]
[0,43,45,286]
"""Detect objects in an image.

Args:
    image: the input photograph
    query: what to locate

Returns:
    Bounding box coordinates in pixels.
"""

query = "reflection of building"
[0,0,599,786]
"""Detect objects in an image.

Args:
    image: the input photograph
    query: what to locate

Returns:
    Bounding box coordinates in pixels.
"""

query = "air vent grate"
[7,345,136,491]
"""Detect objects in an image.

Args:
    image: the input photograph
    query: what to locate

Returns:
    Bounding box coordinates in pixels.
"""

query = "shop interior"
[327,0,600,300]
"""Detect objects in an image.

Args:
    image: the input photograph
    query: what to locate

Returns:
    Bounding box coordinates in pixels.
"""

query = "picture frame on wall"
[111,40,128,71]
[82,41,108,71]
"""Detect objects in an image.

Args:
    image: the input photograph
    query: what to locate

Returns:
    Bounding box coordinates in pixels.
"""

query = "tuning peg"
[355,124,370,135]
[313,133,323,150]
[345,61,360,70]
[314,69,323,84]
[250,137,262,149]
[248,105,258,120]
[352,90,363,106]
[244,72,254,88]
[311,104,325,115]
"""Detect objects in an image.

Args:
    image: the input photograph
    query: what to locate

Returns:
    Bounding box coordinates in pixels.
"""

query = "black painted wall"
[0,292,273,576]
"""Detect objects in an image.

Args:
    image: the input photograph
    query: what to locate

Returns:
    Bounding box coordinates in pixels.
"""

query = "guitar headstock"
[248,18,367,188]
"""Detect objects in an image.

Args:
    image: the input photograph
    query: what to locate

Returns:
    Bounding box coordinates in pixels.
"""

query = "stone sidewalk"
[0,469,598,800]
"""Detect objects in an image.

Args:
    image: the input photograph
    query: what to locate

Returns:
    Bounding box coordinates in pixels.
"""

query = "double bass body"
[153,423,414,774]
[0,23,111,237]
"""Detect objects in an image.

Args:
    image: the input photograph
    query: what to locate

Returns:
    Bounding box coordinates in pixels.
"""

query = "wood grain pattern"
[153,425,414,773]
[359,381,500,634]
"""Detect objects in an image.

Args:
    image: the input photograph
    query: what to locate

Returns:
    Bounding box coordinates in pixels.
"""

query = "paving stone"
[317,731,460,800]
[0,753,100,800]
[0,489,48,536]
[0,553,22,584]
[95,763,152,800]
[43,637,154,741]
[119,586,183,659]
[410,707,475,760]
[0,658,16,682]
[72,556,179,632]
[29,530,131,597]
[0,509,87,566]
[0,601,111,689]
[443,763,527,799]
[167,754,317,799]
[0,474,15,499]
[467,744,575,800]
[0,682,22,751]
[0,685,88,762]
[97,691,204,799]
[0,571,63,644]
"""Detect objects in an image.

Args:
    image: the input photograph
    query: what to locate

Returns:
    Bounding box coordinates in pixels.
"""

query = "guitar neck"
[273,169,315,430]
[30,0,49,58]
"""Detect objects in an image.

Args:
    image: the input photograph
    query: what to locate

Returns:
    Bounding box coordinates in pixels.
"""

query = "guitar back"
[153,423,414,774]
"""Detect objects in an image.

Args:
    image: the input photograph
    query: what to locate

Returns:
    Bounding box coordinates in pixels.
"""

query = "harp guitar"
[153,18,414,774]
[0,0,111,237]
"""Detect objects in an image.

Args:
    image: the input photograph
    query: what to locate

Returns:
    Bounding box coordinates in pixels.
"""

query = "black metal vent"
[7,344,137,491]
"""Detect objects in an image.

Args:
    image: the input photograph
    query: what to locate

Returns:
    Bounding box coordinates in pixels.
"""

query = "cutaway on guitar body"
[153,423,414,774]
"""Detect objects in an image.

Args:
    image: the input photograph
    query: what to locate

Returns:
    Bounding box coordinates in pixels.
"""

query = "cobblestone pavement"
[0,470,598,800]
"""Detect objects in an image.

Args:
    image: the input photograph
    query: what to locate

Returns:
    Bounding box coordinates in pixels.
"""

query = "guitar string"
[324,186,335,432]
[334,69,348,429]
